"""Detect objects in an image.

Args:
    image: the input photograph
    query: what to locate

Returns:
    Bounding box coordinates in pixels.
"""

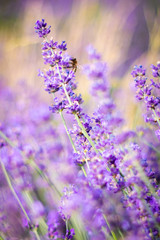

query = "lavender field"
[0,1,160,239]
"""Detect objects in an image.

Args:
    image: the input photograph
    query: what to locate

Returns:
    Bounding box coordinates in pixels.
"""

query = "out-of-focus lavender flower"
[115,131,136,144]
[87,45,101,60]
[31,201,45,219]
[64,228,75,239]
[155,128,160,141]
[47,210,65,239]
[83,59,108,96]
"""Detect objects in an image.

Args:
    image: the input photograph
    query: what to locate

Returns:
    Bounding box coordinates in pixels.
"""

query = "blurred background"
[0,0,160,127]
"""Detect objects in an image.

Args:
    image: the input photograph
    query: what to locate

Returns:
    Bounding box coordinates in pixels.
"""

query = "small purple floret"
[151,62,160,77]
[35,19,51,38]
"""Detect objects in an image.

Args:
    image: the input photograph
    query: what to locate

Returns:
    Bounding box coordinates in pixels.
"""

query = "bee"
[69,57,78,72]
[63,57,78,73]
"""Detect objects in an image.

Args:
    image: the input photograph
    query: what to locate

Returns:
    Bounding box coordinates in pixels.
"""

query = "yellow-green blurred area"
[0,0,160,128]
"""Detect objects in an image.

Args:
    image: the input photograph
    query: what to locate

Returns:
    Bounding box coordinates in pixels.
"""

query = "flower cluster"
[132,63,160,141]
[131,64,160,109]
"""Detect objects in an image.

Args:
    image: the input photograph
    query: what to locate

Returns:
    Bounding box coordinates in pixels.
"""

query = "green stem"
[81,166,87,177]
[85,158,90,170]
[23,191,48,236]
[59,110,76,152]
[60,110,90,171]
[62,82,72,105]
[118,229,124,240]
[66,220,68,232]
[0,235,4,240]
[28,159,62,198]
[1,161,31,223]
[56,96,88,176]
[153,109,160,127]
[103,214,117,240]
[74,114,100,155]
[0,130,15,148]
[33,229,41,240]
[0,161,42,240]
[59,111,88,177]
[59,116,88,177]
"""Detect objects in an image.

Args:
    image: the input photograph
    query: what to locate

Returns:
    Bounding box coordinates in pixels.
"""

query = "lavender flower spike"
[35,19,51,38]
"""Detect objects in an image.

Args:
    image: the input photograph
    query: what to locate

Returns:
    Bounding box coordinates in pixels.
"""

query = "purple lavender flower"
[58,41,67,51]
[151,61,160,77]
[83,60,108,96]
[35,19,51,38]
[47,211,65,239]
[144,96,160,110]
[87,45,101,60]
[131,65,147,88]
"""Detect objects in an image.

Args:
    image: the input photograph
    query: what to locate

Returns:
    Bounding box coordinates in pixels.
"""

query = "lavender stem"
[0,161,42,240]
[152,109,160,127]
